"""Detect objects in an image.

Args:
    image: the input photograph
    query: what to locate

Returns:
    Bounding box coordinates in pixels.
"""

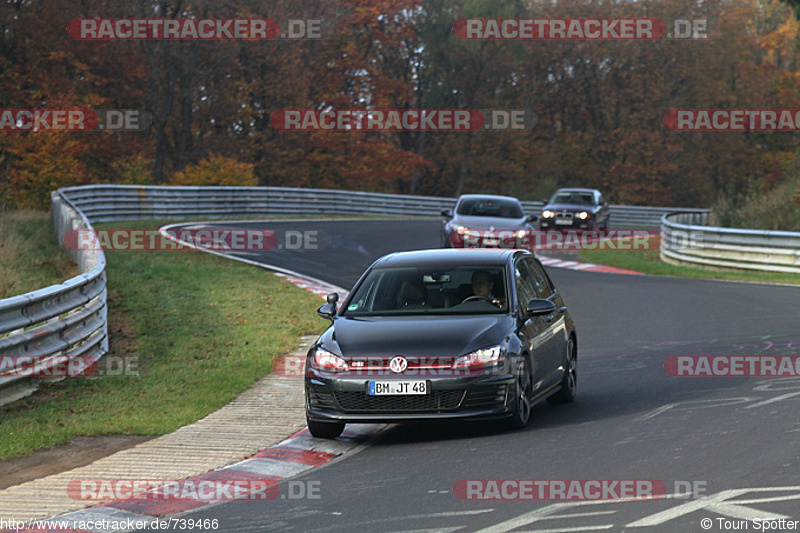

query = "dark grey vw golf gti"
[304,249,577,439]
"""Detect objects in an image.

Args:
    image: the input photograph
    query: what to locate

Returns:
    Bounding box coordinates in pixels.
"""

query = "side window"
[514,260,538,313]
[524,257,553,299]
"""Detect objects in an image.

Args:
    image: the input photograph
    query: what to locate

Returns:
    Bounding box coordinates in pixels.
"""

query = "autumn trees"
[2,0,800,210]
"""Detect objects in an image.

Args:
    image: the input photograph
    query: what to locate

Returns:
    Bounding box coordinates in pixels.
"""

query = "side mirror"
[526,214,538,222]
[317,292,339,321]
[441,208,453,218]
[522,298,556,321]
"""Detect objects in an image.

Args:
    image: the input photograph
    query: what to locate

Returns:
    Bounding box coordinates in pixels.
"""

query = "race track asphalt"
[147,219,800,533]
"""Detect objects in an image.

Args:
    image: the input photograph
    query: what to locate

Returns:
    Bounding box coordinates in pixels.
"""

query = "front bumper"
[540,219,593,230]
[446,231,533,250]
[305,371,515,423]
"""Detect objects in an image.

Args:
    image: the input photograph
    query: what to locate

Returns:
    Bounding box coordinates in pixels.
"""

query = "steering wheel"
[462,295,496,304]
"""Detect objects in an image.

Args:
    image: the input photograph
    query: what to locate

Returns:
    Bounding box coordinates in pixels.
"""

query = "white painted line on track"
[745,391,800,409]
[636,404,677,421]
[515,527,614,533]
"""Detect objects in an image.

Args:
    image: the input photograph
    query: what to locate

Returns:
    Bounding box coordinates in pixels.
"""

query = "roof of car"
[372,248,526,268]
[554,188,600,194]
[456,194,523,204]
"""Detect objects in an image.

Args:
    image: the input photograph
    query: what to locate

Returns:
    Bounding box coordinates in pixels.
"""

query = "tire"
[548,335,576,404]
[307,417,345,439]
[507,357,533,429]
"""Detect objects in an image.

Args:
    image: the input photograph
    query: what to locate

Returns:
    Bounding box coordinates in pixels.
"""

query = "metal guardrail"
[661,212,800,273]
[0,184,708,404]
[59,184,705,227]
[0,192,108,404]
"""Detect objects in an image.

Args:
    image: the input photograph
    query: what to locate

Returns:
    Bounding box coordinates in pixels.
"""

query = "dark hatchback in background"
[441,194,537,248]
[539,188,610,230]
[304,249,577,439]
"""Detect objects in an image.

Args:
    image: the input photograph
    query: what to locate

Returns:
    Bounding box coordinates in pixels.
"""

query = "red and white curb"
[2,426,380,533]
[158,222,347,299]
[274,273,348,299]
[536,254,644,275]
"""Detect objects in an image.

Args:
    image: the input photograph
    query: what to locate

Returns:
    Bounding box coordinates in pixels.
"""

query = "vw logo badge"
[389,356,408,374]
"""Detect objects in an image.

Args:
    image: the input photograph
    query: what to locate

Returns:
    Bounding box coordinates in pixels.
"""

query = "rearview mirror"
[526,214,538,222]
[441,208,453,218]
[317,292,339,321]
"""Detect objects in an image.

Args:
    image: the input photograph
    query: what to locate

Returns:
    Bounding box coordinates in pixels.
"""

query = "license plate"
[555,218,572,225]
[368,381,428,395]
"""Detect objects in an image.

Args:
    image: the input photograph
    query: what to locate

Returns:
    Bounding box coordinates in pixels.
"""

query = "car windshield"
[550,191,595,206]
[343,266,509,316]
[456,198,523,218]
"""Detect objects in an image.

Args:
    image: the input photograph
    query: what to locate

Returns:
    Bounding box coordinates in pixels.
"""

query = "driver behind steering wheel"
[467,270,502,308]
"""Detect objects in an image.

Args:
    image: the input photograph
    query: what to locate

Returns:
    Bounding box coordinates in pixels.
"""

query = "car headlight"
[313,347,349,372]
[452,224,469,235]
[541,210,554,219]
[578,211,591,220]
[453,345,505,369]
[514,229,528,238]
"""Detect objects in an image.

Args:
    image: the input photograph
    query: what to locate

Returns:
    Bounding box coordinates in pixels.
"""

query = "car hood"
[321,314,515,357]
[543,203,597,213]
[451,214,528,230]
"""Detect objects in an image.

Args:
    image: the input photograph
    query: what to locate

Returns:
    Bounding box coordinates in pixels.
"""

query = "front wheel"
[307,417,345,439]
[507,357,533,429]
[548,336,576,404]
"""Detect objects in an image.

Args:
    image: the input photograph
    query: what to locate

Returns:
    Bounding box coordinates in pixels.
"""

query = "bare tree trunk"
[455,135,472,197]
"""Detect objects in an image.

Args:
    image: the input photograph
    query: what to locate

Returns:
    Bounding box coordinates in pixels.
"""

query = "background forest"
[2,0,800,229]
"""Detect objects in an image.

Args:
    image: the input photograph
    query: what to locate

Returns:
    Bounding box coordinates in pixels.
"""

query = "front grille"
[555,212,573,222]
[334,389,466,413]
[463,385,507,409]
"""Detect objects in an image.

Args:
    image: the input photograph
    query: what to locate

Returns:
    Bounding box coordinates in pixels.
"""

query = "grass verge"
[0,210,78,299]
[578,236,800,286]
[0,219,327,460]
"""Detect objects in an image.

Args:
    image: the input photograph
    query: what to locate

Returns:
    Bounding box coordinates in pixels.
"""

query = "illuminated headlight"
[453,345,505,369]
[514,230,528,238]
[578,211,590,220]
[541,210,554,219]
[313,347,349,372]
[453,225,469,235]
